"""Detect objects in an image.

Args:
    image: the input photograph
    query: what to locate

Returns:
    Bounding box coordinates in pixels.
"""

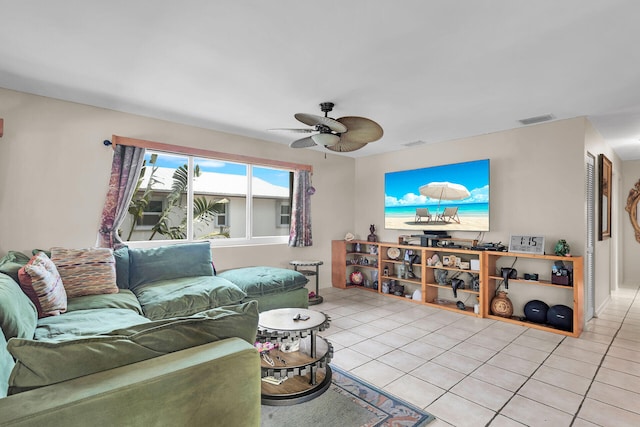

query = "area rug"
[261,365,435,427]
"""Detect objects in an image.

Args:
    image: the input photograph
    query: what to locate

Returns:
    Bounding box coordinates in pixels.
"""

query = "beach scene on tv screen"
[384,159,490,232]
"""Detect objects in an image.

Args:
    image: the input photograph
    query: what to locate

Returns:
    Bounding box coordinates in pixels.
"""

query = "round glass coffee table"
[256,308,332,405]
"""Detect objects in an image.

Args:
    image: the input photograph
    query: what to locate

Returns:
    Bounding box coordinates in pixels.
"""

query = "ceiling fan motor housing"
[319,102,335,114]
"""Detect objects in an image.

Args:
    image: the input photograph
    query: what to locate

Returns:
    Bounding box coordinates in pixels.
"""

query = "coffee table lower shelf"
[261,366,332,405]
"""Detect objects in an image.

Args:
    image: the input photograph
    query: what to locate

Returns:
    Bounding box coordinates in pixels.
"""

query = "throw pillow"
[0,251,31,283]
[7,300,259,394]
[17,252,67,318]
[0,273,37,340]
[128,242,214,290]
[113,246,130,289]
[50,247,118,298]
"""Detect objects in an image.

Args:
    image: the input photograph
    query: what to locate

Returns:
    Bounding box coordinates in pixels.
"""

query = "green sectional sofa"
[0,242,310,426]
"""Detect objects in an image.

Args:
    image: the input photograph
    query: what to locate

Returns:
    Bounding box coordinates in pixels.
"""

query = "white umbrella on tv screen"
[419,182,470,214]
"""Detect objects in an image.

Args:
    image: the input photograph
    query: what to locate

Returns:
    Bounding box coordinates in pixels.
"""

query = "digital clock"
[509,235,545,255]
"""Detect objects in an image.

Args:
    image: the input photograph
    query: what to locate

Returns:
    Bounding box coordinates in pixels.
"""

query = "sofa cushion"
[0,332,14,398]
[17,252,67,318]
[7,301,259,394]
[66,289,143,315]
[34,308,150,341]
[133,275,246,320]
[51,247,119,298]
[218,266,309,297]
[0,251,31,283]
[0,273,37,341]
[113,246,130,289]
[128,242,214,290]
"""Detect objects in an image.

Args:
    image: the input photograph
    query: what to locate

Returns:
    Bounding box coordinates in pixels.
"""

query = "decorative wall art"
[598,154,612,240]
[625,179,640,243]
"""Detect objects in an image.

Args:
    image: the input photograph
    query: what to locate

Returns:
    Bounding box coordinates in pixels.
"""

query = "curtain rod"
[104,135,312,172]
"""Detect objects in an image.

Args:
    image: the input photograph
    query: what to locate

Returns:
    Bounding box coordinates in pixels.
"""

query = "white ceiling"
[2,0,640,159]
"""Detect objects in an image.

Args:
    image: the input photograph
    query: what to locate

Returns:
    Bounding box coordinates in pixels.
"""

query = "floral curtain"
[288,170,314,247]
[97,144,145,248]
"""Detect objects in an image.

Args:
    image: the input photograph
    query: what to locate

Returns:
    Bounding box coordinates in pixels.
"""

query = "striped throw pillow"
[18,252,67,318]
[51,248,118,298]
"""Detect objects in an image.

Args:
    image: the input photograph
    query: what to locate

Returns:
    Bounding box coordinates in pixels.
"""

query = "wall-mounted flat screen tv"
[384,159,490,232]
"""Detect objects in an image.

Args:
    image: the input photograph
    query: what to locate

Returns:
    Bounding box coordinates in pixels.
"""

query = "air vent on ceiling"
[518,114,555,126]
[403,140,427,147]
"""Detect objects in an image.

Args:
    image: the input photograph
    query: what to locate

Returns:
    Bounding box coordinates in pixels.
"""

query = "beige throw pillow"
[51,247,118,298]
[17,252,67,318]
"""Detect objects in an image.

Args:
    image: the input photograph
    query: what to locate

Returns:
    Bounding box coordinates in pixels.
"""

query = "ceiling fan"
[274,102,383,152]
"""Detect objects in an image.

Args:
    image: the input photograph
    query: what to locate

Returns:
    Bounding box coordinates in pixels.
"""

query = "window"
[136,199,163,228]
[121,150,294,245]
[277,201,291,228]
[215,202,228,228]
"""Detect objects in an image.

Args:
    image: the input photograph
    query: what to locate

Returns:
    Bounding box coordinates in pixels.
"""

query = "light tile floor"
[311,283,640,427]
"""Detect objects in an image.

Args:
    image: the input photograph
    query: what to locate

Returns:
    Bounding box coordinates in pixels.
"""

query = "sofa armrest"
[0,338,260,427]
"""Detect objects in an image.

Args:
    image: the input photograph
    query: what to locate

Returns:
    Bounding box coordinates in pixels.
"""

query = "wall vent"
[518,114,555,125]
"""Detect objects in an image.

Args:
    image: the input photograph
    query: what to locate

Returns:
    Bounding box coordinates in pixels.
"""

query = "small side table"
[290,260,323,305]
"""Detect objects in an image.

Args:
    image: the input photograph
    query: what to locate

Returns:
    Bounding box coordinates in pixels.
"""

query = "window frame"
[112,135,311,248]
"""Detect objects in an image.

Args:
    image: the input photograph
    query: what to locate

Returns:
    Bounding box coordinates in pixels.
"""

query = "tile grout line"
[569,285,640,426]
[322,287,640,426]
[415,320,532,425]
[482,333,567,427]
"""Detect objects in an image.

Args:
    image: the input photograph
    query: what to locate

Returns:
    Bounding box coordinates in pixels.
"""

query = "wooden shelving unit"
[379,243,484,317]
[331,240,585,336]
[331,240,380,289]
[482,251,583,337]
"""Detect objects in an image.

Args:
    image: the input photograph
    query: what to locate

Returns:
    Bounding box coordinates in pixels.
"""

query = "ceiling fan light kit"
[278,102,383,152]
[311,133,340,146]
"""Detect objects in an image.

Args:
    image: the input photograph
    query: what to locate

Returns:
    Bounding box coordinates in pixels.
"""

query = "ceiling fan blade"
[336,116,383,144]
[295,113,348,133]
[268,128,315,134]
[289,136,317,148]
[324,140,368,152]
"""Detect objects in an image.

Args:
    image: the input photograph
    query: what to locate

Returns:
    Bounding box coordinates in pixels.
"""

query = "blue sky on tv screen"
[385,159,489,207]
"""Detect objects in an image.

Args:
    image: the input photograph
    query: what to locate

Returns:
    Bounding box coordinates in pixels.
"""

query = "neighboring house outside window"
[120,150,292,245]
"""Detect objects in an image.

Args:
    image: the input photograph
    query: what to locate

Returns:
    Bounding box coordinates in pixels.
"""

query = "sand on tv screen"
[384,159,490,232]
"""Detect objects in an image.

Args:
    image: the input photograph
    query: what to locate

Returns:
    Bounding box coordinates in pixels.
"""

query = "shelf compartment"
[346,264,379,270]
[425,282,479,295]
[424,299,476,315]
[426,265,480,274]
[380,276,422,286]
[488,275,574,289]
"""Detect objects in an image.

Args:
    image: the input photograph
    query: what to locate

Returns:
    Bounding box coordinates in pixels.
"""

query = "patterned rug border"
[330,365,435,427]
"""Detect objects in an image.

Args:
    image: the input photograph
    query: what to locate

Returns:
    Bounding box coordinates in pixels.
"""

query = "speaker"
[524,300,549,324]
[547,305,573,331]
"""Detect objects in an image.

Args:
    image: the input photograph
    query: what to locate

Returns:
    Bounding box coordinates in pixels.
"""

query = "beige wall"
[0,88,621,315]
[0,87,355,283]
[355,117,617,317]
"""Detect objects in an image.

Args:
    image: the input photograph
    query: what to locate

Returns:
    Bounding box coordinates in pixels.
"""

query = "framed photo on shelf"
[599,154,612,240]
